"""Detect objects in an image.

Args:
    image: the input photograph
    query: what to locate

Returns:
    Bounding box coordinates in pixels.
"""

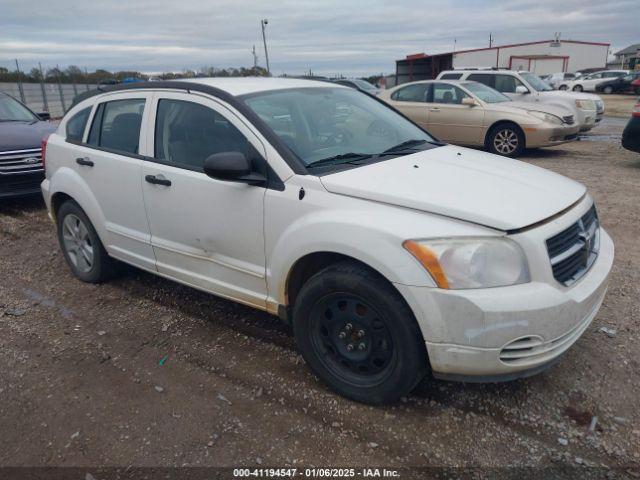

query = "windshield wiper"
[382,139,428,153]
[306,152,374,169]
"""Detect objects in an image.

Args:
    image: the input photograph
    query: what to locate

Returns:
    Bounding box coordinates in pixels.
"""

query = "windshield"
[242,87,438,171]
[519,72,553,92]
[0,95,38,122]
[352,79,377,91]
[462,82,511,103]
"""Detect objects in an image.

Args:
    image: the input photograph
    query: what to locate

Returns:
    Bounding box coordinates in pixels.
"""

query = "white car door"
[77,92,156,270]
[140,92,268,309]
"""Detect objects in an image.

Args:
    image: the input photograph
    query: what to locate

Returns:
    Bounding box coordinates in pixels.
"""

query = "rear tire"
[603,86,613,94]
[573,85,584,92]
[558,85,568,91]
[56,200,118,283]
[292,262,428,405]
[487,123,525,158]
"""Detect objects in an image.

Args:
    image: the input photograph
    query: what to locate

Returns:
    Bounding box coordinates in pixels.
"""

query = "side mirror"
[515,85,529,94]
[203,151,266,186]
[37,112,51,121]
[461,97,477,107]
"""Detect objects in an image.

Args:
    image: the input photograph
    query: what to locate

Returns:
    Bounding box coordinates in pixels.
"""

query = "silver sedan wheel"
[62,214,94,273]
[493,129,519,155]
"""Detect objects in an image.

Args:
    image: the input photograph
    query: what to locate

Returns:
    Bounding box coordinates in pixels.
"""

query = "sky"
[0,0,637,77]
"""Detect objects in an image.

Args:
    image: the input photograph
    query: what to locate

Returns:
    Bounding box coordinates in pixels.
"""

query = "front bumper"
[394,226,614,381]
[0,171,45,199]
[525,124,580,148]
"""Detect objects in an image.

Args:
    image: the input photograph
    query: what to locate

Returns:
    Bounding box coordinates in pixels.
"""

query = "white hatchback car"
[42,78,614,404]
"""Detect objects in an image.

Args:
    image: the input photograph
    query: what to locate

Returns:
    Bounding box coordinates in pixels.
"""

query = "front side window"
[242,87,438,171]
[462,82,511,103]
[88,98,145,154]
[466,73,495,89]
[519,72,553,91]
[430,83,469,104]
[494,75,526,93]
[391,84,428,102]
[66,107,91,142]
[154,99,250,170]
[0,94,38,122]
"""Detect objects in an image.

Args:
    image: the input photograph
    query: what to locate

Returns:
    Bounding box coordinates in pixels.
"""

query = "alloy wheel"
[493,129,519,155]
[62,214,94,273]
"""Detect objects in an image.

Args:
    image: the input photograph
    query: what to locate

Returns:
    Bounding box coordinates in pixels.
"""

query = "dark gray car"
[0,92,56,198]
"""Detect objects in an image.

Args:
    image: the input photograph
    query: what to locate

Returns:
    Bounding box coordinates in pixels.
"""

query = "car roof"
[178,77,341,96]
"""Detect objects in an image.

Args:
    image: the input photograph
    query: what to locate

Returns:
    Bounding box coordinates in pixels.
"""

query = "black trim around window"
[69,81,307,176]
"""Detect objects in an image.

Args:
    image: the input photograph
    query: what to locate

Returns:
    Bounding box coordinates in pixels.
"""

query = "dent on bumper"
[395,230,614,379]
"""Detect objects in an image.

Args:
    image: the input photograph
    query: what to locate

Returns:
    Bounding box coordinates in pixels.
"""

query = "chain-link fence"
[0,81,98,118]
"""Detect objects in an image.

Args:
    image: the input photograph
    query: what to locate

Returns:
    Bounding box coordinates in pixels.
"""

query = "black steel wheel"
[293,262,428,404]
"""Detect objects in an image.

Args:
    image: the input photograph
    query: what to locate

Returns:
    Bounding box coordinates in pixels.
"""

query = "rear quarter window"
[65,107,92,142]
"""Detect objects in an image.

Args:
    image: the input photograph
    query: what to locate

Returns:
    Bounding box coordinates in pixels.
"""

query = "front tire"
[573,85,584,92]
[292,262,428,405]
[487,123,525,158]
[603,86,613,94]
[56,200,118,283]
[558,85,568,91]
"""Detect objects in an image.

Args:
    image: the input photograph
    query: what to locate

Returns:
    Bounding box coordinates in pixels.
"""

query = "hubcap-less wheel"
[493,128,519,155]
[310,294,395,385]
[62,214,94,273]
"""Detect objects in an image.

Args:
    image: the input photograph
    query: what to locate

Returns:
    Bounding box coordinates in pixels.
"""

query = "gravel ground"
[0,118,639,478]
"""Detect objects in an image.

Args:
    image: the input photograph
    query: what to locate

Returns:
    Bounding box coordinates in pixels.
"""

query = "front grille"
[562,115,575,125]
[0,148,43,175]
[546,205,600,286]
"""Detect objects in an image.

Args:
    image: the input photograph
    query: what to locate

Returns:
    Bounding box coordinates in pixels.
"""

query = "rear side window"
[466,73,495,89]
[65,107,91,142]
[391,84,428,102]
[154,99,250,171]
[88,98,145,155]
[440,73,462,80]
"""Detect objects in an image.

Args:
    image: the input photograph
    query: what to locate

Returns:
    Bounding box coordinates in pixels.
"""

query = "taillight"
[633,103,640,118]
[41,136,48,169]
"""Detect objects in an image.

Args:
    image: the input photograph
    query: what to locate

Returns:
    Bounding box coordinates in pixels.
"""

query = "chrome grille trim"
[546,205,600,286]
[562,115,575,125]
[0,148,43,175]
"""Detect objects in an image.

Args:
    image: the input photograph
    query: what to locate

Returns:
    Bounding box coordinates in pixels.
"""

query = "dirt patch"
[0,120,639,473]
[601,94,637,118]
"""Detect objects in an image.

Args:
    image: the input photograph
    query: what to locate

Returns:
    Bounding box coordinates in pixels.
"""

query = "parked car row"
[436,69,604,132]
[557,70,630,92]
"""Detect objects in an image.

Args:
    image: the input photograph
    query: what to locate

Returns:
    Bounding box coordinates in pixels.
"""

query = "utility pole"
[251,45,258,69]
[489,33,493,48]
[261,19,270,75]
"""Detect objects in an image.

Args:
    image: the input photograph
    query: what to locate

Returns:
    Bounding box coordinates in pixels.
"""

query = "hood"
[0,121,57,152]
[320,145,585,231]
[498,101,574,118]
[538,90,602,102]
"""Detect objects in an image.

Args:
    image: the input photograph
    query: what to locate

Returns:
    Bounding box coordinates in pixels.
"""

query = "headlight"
[528,111,563,125]
[575,99,595,110]
[403,237,530,289]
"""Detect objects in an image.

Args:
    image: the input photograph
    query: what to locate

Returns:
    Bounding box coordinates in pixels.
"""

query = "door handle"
[76,157,94,167]
[145,174,172,187]
[429,108,441,112]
